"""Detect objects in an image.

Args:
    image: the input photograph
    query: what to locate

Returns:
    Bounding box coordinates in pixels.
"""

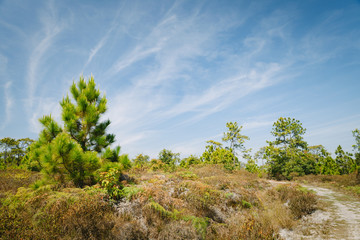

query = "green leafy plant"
[99,168,123,200]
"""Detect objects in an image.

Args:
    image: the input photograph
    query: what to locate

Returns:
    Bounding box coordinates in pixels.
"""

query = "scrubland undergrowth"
[295,173,360,198]
[0,165,319,239]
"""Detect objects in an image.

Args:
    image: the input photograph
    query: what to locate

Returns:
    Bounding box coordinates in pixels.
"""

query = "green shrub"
[119,154,132,170]
[150,159,166,171]
[133,154,150,168]
[241,200,252,209]
[159,149,180,165]
[180,155,202,168]
[147,200,209,239]
[99,168,123,200]
[121,186,143,200]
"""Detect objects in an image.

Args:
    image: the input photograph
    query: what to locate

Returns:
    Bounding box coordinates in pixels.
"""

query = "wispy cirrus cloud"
[0,81,13,130]
[0,19,26,38]
[104,3,293,150]
[26,1,66,109]
[29,97,61,134]
[24,1,69,133]
[83,10,121,69]
[162,62,285,126]
[0,54,12,130]
[105,14,177,79]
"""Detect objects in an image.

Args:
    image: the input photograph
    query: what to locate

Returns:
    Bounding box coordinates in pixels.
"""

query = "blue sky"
[0,0,359,159]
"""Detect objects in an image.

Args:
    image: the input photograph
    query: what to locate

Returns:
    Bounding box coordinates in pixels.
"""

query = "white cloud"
[26,1,66,108]
[83,10,121,68]
[306,115,360,139]
[162,62,284,125]
[105,14,177,78]
[1,0,356,159]
[29,98,62,134]
[0,54,12,130]
[0,19,26,38]
[0,81,13,130]
[102,3,295,157]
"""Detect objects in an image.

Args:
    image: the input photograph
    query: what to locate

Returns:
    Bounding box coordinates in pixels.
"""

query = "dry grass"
[295,173,360,198]
[112,165,317,239]
[0,169,40,197]
[0,187,116,239]
[0,165,320,239]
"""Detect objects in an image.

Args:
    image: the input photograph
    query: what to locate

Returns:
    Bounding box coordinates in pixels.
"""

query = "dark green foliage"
[30,132,100,187]
[265,117,309,179]
[353,129,360,153]
[270,117,307,149]
[199,122,248,168]
[158,149,180,165]
[335,145,356,174]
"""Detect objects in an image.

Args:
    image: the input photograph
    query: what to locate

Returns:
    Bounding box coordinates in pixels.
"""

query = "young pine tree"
[60,75,115,152]
[222,122,249,167]
[28,76,118,187]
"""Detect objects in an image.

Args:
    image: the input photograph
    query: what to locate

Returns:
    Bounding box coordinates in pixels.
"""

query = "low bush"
[1,165,320,239]
[0,186,116,239]
[276,184,318,219]
[0,169,40,197]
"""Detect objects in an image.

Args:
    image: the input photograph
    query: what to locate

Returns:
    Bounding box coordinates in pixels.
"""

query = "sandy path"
[279,185,360,240]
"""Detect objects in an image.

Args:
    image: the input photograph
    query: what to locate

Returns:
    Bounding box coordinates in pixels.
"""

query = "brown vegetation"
[295,173,360,198]
[0,165,320,239]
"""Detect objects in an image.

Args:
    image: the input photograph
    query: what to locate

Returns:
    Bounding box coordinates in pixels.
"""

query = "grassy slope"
[0,165,319,240]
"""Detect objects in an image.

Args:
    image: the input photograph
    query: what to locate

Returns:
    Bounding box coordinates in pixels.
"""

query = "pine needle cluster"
[27,76,118,187]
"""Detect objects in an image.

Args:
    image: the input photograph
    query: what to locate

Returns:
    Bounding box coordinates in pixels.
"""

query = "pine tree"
[60,75,115,152]
[222,122,249,167]
[28,75,117,187]
[265,117,308,179]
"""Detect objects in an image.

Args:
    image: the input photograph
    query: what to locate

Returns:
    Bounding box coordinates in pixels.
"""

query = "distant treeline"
[1,76,359,188]
[0,137,33,167]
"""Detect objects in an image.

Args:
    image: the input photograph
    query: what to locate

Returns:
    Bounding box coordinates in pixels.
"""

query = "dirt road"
[279,185,360,240]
